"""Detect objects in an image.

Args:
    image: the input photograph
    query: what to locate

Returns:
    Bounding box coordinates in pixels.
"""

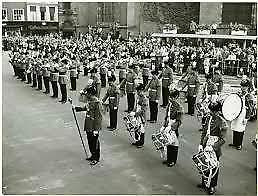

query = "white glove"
[198,145,203,153]
[155,100,159,103]
[204,145,213,152]
[72,104,75,109]
[129,112,135,116]
[93,130,99,136]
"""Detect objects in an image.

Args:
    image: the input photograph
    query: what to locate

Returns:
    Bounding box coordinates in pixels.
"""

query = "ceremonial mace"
[68,97,88,159]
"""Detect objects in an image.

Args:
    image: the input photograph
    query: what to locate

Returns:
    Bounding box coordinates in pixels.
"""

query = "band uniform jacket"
[144,75,161,101]
[102,84,120,110]
[91,74,101,98]
[58,67,68,84]
[212,73,223,93]
[133,94,148,124]
[159,66,173,87]
[200,114,228,157]
[70,66,77,78]
[186,72,200,96]
[164,99,183,130]
[119,60,127,79]
[120,70,137,93]
[42,67,50,77]
[100,65,107,75]
[203,81,218,96]
[50,66,59,82]
[142,63,150,77]
[75,96,102,132]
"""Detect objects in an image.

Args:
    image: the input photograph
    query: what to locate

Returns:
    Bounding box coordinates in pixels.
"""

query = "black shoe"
[162,160,167,165]
[147,120,152,122]
[197,184,205,189]
[150,120,157,123]
[62,101,67,104]
[228,144,235,147]
[132,143,137,146]
[90,160,99,165]
[86,156,93,161]
[59,100,63,102]
[208,187,216,195]
[107,126,112,129]
[137,145,144,148]
[167,162,176,167]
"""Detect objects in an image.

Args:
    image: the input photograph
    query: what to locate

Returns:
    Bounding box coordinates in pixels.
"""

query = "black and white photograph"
[2,1,257,195]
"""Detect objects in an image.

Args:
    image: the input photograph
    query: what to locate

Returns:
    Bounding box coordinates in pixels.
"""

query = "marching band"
[5,33,257,195]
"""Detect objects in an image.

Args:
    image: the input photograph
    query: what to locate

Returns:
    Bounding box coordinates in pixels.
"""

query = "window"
[40,7,46,21]
[63,2,71,9]
[49,7,55,21]
[13,9,24,21]
[30,6,36,12]
[97,2,114,23]
[2,9,7,21]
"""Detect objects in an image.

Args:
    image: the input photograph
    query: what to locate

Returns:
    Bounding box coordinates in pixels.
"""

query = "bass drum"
[221,93,243,121]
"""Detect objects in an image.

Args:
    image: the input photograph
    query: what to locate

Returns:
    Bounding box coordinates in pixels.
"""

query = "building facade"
[2,1,59,36]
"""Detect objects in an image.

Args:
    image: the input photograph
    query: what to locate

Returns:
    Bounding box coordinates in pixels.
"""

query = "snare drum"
[151,130,171,150]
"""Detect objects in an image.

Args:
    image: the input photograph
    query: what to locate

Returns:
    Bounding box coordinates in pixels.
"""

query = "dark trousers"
[70,77,76,90]
[60,84,67,101]
[100,74,106,87]
[127,93,135,112]
[119,77,125,84]
[162,86,169,106]
[51,81,58,97]
[135,132,145,146]
[187,95,196,114]
[13,66,18,76]
[32,73,37,87]
[37,75,42,90]
[233,131,244,147]
[87,132,100,161]
[149,100,158,121]
[84,67,88,76]
[167,145,178,164]
[109,108,118,128]
[21,69,26,81]
[202,157,220,188]
[27,73,32,84]
[143,76,149,86]
[17,68,22,79]
[43,77,50,93]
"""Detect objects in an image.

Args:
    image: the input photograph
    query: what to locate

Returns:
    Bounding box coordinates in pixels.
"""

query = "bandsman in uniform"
[36,60,43,91]
[120,64,137,112]
[73,86,103,165]
[20,55,27,82]
[50,59,59,98]
[102,75,119,130]
[89,67,101,98]
[119,58,127,84]
[142,60,150,86]
[186,66,200,115]
[161,89,183,167]
[144,70,161,123]
[58,59,69,103]
[69,59,77,91]
[159,59,173,108]
[212,68,223,94]
[26,58,33,84]
[31,61,37,88]
[131,83,148,148]
[42,60,51,94]
[197,101,228,195]
[100,62,107,88]
[202,73,218,103]
[228,79,255,150]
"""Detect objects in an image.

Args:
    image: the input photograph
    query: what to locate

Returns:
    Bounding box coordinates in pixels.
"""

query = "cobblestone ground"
[2,52,257,195]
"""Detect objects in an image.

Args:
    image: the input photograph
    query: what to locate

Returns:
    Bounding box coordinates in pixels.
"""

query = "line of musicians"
[9,49,81,104]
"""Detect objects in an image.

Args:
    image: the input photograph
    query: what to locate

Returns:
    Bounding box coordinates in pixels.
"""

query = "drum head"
[222,94,242,121]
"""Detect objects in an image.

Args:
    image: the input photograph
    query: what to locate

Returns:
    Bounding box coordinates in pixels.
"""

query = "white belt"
[216,83,220,85]
[109,97,115,99]
[127,82,133,84]
[143,68,149,70]
[150,89,157,92]
[189,85,196,87]
[163,78,169,80]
